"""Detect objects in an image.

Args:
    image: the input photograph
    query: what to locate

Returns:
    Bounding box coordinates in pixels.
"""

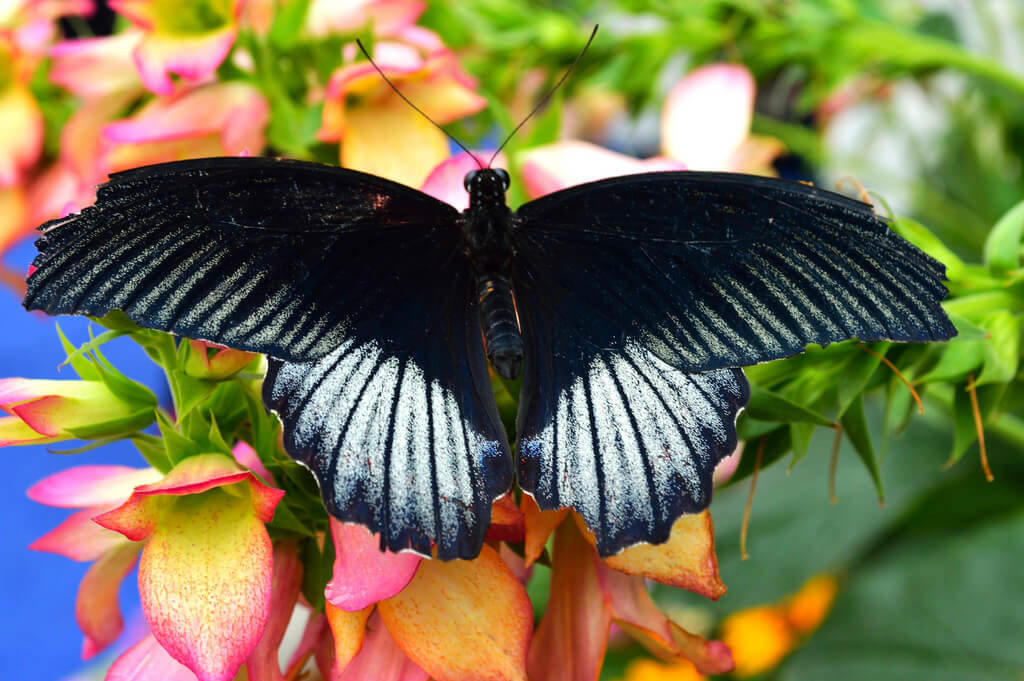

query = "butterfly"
[23,156,956,560]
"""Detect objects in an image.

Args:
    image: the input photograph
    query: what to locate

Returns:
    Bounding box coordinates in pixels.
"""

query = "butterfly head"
[464,168,510,205]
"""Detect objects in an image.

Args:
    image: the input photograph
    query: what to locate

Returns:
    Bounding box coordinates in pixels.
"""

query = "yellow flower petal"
[342,102,449,188]
[719,606,793,678]
[785,574,838,634]
[579,510,726,599]
[379,544,532,681]
[325,603,372,673]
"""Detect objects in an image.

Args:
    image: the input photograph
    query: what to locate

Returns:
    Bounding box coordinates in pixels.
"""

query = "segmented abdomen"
[476,271,524,379]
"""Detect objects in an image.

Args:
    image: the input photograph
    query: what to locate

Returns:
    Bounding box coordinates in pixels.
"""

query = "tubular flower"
[181,339,258,380]
[95,453,285,681]
[524,502,734,680]
[28,464,162,658]
[318,28,486,188]
[109,0,242,95]
[313,493,533,681]
[102,81,269,173]
[0,377,156,446]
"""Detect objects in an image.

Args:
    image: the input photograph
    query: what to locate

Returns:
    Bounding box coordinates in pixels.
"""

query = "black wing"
[263,263,511,560]
[26,156,513,559]
[25,157,462,362]
[512,171,955,555]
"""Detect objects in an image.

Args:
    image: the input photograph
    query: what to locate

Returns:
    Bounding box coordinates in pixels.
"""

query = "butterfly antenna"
[487,24,599,168]
[355,38,485,168]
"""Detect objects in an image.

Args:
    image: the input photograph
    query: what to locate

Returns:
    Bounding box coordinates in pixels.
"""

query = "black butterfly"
[24,156,956,559]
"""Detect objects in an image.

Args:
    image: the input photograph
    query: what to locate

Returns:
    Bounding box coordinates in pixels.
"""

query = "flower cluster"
[2,3,807,680]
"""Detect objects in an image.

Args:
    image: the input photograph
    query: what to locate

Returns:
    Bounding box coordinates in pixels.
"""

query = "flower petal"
[106,634,200,681]
[137,486,274,681]
[719,606,793,678]
[50,32,144,99]
[325,520,422,612]
[336,610,428,681]
[27,465,161,509]
[78,541,142,659]
[284,612,326,678]
[485,492,525,543]
[325,602,372,673]
[519,140,685,198]
[96,454,283,541]
[597,563,733,675]
[132,27,237,95]
[380,544,532,681]
[231,440,274,486]
[342,102,450,188]
[30,507,129,561]
[661,63,755,171]
[247,541,304,681]
[419,151,490,211]
[0,414,54,446]
[0,83,43,188]
[520,494,567,568]
[527,517,611,681]
[589,510,726,599]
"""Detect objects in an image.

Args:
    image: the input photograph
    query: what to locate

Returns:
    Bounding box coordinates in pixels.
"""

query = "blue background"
[1,237,166,680]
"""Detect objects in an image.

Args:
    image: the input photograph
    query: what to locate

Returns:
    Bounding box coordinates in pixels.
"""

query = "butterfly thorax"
[461,168,523,380]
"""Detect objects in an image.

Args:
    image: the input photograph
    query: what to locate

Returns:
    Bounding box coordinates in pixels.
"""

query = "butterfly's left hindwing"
[264,265,513,560]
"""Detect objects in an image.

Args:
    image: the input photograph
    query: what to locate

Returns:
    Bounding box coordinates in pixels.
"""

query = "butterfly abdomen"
[476,271,523,379]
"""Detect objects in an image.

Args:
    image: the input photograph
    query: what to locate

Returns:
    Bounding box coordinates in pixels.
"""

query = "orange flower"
[0,36,43,188]
[318,28,485,188]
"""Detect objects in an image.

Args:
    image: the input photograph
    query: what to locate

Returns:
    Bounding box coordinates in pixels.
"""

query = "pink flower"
[520,63,784,198]
[524,506,734,680]
[318,28,486,188]
[95,453,285,681]
[317,519,533,681]
[303,0,425,39]
[109,0,242,95]
[0,377,156,447]
[49,31,146,100]
[29,465,162,658]
[181,339,258,380]
[661,63,782,173]
[102,81,268,173]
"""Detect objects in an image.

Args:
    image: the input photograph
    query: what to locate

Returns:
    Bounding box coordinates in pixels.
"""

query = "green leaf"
[945,311,990,341]
[301,534,335,611]
[156,411,200,464]
[840,395,883,503]
[781,512,1024,681]
[838,344,886,415]
[891,217,967,281]
[746,384,834,427]
[172,371,219,417]
[55,324,99,380]
[728,427,792,485]
[58,329,127,371]
[917,340,986,384]
[65,409,155,441]
[982,197,1024,273]
[789,422,816,467]
[976,310,1019,386]
[133,433,172,471]
[269,0,312,50]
